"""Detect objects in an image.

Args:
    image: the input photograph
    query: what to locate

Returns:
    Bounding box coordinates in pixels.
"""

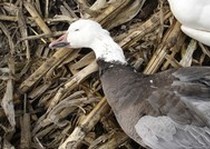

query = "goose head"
[49,19,110,49]
[49,19,127,64]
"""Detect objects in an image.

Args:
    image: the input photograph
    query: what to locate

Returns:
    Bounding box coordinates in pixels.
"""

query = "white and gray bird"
[167,0,210,46]
[49,19,210,149]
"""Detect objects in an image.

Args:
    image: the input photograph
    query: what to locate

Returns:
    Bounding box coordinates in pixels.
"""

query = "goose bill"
[49,33,70,49]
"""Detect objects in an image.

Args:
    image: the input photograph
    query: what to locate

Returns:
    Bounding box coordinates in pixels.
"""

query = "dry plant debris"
[0,0,209,149]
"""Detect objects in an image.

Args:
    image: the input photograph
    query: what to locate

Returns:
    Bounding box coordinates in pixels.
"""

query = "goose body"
[167,0,210,46]
[49,19,210,149]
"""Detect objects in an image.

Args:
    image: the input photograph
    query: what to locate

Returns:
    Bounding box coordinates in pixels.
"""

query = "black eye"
[75,29,79,31]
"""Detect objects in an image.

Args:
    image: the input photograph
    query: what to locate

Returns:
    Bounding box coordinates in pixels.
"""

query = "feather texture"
[98,60,210,148]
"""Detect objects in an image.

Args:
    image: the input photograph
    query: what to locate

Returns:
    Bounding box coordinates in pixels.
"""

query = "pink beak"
[49,33,70,49]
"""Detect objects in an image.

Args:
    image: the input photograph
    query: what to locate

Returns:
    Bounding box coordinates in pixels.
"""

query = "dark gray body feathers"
[98,60,210,149]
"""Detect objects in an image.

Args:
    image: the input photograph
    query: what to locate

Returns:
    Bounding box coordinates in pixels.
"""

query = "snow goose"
[167,0,210,46]
[49,19,210,149]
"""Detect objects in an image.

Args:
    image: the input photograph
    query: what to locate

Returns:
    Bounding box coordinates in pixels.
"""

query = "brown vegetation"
[0,0,209,148]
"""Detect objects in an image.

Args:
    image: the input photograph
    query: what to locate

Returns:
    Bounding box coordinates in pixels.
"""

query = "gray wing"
[135,115,210,149]
[150,66,210,126]
[135,67,210,149]
[172,66,210,126]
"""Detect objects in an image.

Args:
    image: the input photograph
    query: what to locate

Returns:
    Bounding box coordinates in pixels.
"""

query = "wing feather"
[135,115,210,149]
[135,67,210,148]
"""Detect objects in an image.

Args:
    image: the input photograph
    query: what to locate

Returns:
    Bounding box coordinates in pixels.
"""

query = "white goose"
[167,0,210,46]
[49,19,210,149]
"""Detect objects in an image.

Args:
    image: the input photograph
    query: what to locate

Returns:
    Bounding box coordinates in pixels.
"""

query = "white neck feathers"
[89,32,127,64]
